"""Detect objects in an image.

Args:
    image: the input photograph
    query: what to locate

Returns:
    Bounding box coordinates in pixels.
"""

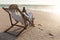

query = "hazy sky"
[0,0,60,5]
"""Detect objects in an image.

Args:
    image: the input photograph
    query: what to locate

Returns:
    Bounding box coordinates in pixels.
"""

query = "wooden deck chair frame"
[2,7,29,37]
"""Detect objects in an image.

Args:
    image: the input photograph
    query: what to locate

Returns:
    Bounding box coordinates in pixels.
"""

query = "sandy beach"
[0,8,60,40]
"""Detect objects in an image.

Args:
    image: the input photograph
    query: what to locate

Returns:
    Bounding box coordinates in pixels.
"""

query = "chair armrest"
[2,7,11,15]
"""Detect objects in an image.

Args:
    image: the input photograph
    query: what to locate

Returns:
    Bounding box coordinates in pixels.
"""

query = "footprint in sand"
[38,24,42,26]
[37,24,43,31]
[38,28,43,31]
[48,33,54,38]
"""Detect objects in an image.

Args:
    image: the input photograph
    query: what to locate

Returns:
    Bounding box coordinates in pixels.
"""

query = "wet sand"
[0,8,60,40]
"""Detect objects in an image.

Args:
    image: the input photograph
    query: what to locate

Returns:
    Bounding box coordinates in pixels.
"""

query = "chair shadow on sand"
[0,25,34,40]
[0,31,17,40]
[0,27,21,40]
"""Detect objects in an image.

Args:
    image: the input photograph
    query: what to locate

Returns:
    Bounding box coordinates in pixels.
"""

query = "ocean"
[0,4,52,9]
[0,4,55,13]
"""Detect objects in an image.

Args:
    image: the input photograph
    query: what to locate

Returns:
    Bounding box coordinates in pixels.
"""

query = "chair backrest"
[8,8,25,25]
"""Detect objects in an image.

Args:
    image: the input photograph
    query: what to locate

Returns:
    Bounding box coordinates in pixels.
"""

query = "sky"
[0,0,60,15]
[0,0,60,5]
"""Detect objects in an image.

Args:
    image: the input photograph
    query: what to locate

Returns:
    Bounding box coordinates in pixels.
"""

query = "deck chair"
[2,5,35,37]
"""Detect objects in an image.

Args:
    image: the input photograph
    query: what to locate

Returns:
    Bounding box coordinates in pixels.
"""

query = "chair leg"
[16,24,28,37]
[4,25,26,37]
[16,28,25,37]
[16,22,28,37]
[4,22,26,37]
[4,22,18,32]
[5,27,25,37]
[4,25,13,32]
[30,18,35,27]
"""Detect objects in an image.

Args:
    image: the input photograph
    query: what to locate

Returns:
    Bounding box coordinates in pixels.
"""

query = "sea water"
[0,4,55,13]
[0,4,52,9]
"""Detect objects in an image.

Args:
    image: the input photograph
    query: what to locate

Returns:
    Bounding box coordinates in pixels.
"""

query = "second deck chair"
[2,5,35,37]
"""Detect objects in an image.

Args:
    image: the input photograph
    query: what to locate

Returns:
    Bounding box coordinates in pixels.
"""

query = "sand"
[0,8,60,40]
